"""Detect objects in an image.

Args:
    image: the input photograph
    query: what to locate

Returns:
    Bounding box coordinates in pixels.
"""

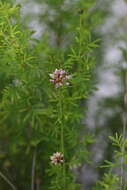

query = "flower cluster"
[49,69,71,88]
[50,152,64,165]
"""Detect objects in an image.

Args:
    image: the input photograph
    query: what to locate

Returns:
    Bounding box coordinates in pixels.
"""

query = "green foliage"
[94,133,127,190]
[1,1,126,190]
[93,172,119,190]
[0,1,100,190]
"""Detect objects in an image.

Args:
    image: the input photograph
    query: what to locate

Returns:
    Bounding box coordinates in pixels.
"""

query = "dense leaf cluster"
[0,1,100,190]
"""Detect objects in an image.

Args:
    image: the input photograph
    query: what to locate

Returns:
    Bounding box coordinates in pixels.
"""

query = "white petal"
[49,74,54,78]
[66,75,72,79]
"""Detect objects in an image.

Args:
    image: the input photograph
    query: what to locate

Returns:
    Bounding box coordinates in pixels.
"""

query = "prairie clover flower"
[50,152,64,165]
[49,69,71,88]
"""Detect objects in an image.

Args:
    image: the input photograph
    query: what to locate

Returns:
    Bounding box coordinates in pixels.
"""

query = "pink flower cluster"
[49,69,71,88]
[50,152,64,165]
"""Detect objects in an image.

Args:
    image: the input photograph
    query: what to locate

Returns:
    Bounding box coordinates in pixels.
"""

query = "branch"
[0,171,17,190]
[120,71,127,190]
[31,148,37,190]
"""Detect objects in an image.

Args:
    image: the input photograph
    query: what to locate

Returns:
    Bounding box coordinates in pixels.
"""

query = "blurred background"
[2,0,127,189]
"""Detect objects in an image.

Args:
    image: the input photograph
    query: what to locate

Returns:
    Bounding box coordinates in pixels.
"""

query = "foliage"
[0,1,99,190]
[93,133,127,190]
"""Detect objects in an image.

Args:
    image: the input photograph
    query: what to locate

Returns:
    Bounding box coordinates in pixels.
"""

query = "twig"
[120,114,126,190]
[59,91,66,189]
[0,171,17,190]
[36,179,40,190]
[120,71,127,190]
[31,147,37,190]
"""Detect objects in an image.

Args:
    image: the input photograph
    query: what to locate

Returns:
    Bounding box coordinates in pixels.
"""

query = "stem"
[120,71,127,190]
[31,148,37,190]
[36,183,40,190]
[0,171,17,190]
[60,99,64,154]
[78,16,82,57]
[59,91,66,188]
[36,179,40,190]
[120,115,126,190]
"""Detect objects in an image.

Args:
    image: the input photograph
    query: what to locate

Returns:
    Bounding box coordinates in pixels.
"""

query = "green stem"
[59,90,66,189]
[0,171,17,190]
[120,71,127,190]
[59,99,64,154]
[31,147,37,190]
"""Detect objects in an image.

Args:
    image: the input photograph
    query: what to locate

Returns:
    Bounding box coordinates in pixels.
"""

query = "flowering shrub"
[0,1,101,190]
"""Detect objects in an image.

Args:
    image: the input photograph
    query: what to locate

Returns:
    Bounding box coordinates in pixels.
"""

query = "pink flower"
[49,69,71,88]
[50,152,64,165]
